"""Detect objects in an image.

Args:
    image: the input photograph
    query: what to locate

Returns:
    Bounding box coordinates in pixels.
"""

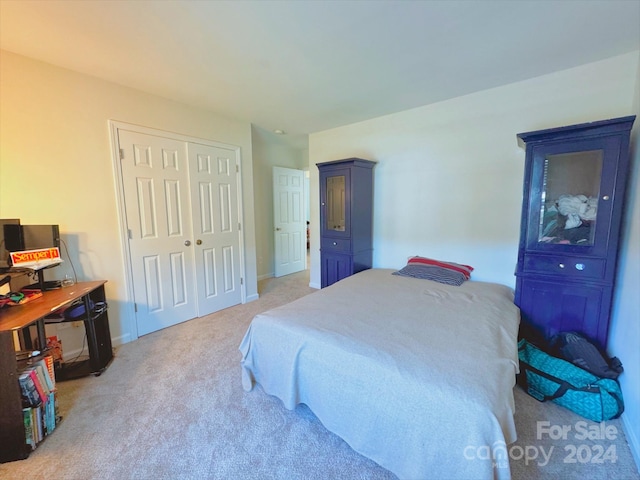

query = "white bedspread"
[239,269,520,479]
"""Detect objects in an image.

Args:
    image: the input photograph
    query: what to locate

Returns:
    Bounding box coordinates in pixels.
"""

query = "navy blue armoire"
[515,116,635,350]
[318,158,376,288]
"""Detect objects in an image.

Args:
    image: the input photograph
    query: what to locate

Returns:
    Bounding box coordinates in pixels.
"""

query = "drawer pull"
[333,241,337,246]
[575,263,585,271]
[558,263,565,269]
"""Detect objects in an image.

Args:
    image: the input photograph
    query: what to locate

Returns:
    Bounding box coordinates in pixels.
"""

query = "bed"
[239,268,520,479]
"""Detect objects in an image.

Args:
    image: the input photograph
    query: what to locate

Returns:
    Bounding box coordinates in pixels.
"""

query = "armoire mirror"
[538,150,603,246]
[326,175,346,231]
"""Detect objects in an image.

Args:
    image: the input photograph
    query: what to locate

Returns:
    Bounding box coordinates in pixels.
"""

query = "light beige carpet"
[1,269,638,480]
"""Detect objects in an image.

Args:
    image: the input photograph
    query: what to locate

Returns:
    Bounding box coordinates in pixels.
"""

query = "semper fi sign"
[10,247,62,269]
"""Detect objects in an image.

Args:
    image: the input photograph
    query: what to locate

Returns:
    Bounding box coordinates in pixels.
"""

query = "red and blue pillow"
[392,256,474,286]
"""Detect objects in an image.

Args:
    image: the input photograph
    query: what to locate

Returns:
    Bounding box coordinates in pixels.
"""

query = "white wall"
[251,125,308,279]
[309,52,638,288]
[308,51,640,467]
[609,53,640,470]
[0,50,259,346]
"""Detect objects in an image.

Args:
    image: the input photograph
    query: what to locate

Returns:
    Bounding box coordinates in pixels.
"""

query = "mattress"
[239,268,520,479]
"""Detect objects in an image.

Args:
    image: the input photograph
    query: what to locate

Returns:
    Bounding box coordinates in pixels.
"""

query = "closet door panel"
[119,129,197,336]
[189,142,243,315]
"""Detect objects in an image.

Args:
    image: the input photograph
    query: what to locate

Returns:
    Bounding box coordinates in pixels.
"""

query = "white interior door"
[273,166,306,277]
[189,142,242,314]
[118,129,197,336]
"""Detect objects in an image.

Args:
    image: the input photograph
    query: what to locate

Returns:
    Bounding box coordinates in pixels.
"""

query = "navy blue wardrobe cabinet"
[515,116,635,350]
[318,158,376,288]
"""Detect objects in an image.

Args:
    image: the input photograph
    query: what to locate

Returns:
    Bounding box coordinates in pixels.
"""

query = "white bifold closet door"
[118,129,242,336]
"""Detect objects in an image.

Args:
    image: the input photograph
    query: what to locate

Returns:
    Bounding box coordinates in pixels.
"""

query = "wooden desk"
[0,281,113,462]
[0,281,106,349]
[0,280,113,378]
[0,281,105,331]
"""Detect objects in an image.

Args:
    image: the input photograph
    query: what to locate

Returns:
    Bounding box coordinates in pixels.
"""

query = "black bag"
[550,332,623,380]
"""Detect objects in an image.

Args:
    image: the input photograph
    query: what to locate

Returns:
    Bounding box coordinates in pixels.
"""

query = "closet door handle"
[184,240,191,246]
[196,239,202,245]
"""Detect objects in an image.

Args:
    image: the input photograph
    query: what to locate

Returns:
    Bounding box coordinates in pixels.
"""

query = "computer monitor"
[0,219,21,270]
[4,224,60,253]
[3,224,62,289]
[21,225,61,251]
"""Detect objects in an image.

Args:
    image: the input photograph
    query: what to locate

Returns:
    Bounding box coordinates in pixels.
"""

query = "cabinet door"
[517,278,611,349]
[320,168,351,239]
[321,253,353,288]
[525,136,621,257]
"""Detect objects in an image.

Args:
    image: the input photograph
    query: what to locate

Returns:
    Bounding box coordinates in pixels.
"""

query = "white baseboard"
[111,333,130,348]
[245,293,259,303]
[309,281,321,289]
[61,332,129,361]
[621,412,640,474]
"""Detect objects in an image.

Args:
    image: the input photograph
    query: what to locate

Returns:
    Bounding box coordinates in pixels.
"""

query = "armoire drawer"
[321,237,351,252]
[523,255,605,280]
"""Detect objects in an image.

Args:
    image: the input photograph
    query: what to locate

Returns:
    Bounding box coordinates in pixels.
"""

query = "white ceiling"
[1,0,639,148]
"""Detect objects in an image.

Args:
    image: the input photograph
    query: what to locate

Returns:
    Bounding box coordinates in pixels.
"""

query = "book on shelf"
[32,364,51,397]
[26,367,48,404]
[43,355,56,389]
[22,408,35,450]
[33,359,54,392]
[18,359,56,409]
[21,390,59,450]
[35,405,43,443]
[44,392,55,435]
[18,371,42,407]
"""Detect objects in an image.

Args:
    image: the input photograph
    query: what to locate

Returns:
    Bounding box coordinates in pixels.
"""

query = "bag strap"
[595,378,625,418]
[610,389,625,418]
[520,359,599,402]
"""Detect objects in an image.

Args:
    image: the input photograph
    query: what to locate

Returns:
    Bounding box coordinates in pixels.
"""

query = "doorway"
[272,166,306,277]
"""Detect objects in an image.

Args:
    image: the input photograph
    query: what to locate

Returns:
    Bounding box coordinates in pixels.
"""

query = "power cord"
[60,238,78,284]
[61,332,90,367]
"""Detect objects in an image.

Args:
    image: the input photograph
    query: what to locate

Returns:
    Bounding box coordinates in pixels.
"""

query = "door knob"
[196,239,202,245]
[184,240,191,246]
[276,227,281,231]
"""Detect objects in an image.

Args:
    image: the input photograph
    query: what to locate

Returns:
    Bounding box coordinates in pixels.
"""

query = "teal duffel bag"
[517,339,624,422]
